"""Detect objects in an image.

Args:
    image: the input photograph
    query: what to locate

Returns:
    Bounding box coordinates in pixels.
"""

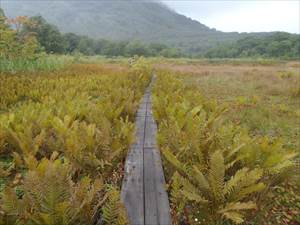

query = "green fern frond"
[181,187,208,203]
[162,147,188,176]
[191,165,210,192]
[224,168,249,196]
[102,187,128,225]
[208,151,225,202]
[226,168,264,201]
[235,183,265,201]
[219,202,256,224]
[222,211,244,224]
[178,172,208,203]
[1,188,25,216]
[218,201,256,213]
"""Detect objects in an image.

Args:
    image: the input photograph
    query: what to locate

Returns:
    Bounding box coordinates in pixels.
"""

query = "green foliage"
[166,150,263,224]
[0,14,40,61]
[152,71,298,225]
[1,11,183,64]
[0,63,152,224]
[204,32,300,59]
[0,8,4,17]
[102,187,128,225]
[0,13,70,72]
[0,157,105,225]
[0,54,70,73]
[19,15,184,57]
[22,16,66,54]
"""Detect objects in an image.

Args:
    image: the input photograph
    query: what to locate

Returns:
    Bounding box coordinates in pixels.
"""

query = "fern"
[208,151,225,202]
[1,158,101,225]
[0,62,152,224]
[152,71,297,224]
[164,149,263,224]
[102,187,129,225]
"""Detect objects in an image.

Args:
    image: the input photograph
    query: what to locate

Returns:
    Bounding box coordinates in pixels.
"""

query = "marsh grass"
[157,61,300,147]
[72,54,129,64]
[0,54,73,73]
[154,57,287,66]
[156,60,300,224]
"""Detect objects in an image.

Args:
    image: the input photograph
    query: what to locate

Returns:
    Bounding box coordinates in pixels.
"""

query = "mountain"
[1,0,269,54]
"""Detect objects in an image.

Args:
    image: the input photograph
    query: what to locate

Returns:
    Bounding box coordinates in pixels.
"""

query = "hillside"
[1,0,268,53]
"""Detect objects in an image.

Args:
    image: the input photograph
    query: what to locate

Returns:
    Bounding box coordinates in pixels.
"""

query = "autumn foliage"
[0,15,39,60]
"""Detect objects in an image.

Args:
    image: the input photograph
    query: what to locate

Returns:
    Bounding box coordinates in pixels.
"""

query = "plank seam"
[142,91,148,224]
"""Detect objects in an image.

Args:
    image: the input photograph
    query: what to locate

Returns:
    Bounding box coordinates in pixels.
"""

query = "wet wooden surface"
[121,78,172,225]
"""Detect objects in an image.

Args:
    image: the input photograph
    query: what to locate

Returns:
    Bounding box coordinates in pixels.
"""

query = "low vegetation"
[0,60,152,224]
[152,69,299,225]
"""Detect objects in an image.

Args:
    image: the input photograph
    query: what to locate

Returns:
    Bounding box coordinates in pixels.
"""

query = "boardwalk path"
[121,77,172,225]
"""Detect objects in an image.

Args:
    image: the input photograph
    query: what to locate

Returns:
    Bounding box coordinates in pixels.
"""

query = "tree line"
[204,32,300,59]
[1,8,299,59]
[0,10,183,58]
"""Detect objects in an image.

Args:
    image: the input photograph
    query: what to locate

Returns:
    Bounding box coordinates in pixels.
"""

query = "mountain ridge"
[1,0,273,53]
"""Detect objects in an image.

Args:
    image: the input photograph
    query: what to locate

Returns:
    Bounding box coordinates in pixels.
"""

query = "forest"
[0,10,183,59]
[204,33,300,59]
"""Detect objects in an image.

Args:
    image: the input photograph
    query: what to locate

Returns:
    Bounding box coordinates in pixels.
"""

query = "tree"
[125,41,150,57]
[0,8,5,18]
[102,40,127,56]
[64,33,81,53]
[160,48,182,58]
[77,37,95,55]
[0,14,39,59]
[204,32,300,59]
[23,16,66,53]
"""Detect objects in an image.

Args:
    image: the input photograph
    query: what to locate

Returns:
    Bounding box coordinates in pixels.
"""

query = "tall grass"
[155,57,286,66]
[0,54,73,73]
[71,54,129,65]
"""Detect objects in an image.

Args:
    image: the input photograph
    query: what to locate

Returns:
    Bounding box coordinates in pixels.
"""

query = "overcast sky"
[162,0,300,33]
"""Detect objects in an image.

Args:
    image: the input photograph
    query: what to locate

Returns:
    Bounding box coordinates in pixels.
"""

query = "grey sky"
[162,0,300,33]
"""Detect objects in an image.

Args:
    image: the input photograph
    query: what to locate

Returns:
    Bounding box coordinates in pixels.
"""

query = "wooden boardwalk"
[121,78,172,225]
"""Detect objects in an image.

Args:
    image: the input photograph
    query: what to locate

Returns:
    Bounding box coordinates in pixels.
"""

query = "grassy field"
[157,60,300,149]
[155,59,300,225]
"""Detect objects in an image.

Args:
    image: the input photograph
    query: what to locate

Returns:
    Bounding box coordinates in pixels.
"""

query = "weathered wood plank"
[121,109,145,224]
[153,147,172,225]
[121,78,172,225]
[144,148,158,224]
[121,146,144,224]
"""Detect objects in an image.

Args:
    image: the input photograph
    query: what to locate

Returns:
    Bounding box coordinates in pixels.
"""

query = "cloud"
[163,0,300,33]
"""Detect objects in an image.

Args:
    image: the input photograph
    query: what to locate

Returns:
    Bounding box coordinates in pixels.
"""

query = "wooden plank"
[144,118,157,148]
[153,147,172,225]
[121,79,172,225]
[121,110,146,224]
[144,92,172,225]
[121,145,144,225]
[144,148,158,224]
[134,116,146,146]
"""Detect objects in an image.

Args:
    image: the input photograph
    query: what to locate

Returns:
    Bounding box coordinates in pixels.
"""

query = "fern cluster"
[152,71,298,225]
[0,60,152,224]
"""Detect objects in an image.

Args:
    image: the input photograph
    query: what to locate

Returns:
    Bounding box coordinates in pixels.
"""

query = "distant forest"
[204,33,300,59]
[1,8,299,59]
[22,16,183,58]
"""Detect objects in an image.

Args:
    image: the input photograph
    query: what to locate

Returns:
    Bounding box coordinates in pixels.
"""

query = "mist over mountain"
[1,0,271,53]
